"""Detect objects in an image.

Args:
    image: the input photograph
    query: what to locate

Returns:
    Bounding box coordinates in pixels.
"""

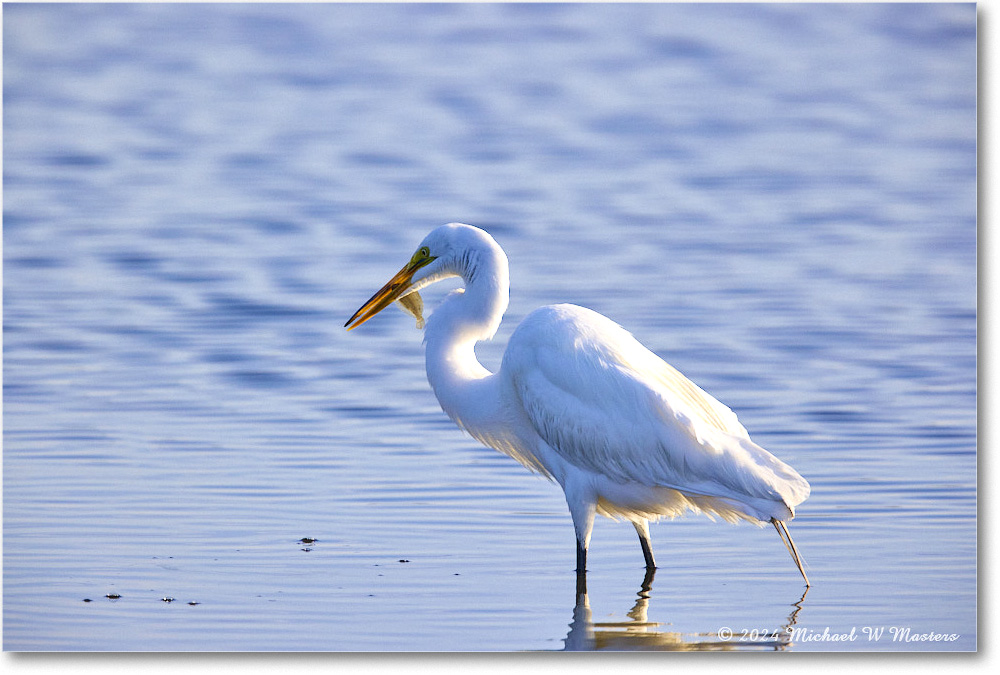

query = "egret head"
[345,223,503,331]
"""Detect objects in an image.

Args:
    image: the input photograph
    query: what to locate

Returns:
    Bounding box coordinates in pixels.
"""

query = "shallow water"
[3,3,976,651]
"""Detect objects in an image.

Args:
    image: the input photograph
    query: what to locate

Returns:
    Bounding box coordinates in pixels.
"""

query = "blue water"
[3,3,976,651]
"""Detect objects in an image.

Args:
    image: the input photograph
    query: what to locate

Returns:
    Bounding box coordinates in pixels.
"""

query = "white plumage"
[346,223,810,585]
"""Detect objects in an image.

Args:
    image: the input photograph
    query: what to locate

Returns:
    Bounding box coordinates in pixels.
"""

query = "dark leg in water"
[633,520,657,569]
[575,538,588,596]
[576,537,587,573]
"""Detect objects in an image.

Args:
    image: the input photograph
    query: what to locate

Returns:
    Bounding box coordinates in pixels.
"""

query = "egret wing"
[505,305,809,517]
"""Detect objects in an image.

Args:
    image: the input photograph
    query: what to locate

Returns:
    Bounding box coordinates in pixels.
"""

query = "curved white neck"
[422,247,509,430]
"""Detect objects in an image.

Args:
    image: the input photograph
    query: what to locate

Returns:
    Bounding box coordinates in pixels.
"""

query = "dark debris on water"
[85,592,201,605]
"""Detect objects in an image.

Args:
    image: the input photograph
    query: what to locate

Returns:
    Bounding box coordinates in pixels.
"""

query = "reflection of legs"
[771,518,810,586]
[633,520,656,569]
[626,566,657,624]
[640,565,656,593]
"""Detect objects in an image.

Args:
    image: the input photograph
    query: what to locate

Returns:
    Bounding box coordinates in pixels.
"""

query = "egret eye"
[419,246,430,258]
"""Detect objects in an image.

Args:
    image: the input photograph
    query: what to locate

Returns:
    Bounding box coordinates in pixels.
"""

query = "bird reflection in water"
[564,570,809,651]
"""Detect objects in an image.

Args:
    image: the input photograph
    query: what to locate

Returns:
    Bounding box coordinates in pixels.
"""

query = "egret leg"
[771,518,810,587]
[567,494,595,574]
[633,520,657,569]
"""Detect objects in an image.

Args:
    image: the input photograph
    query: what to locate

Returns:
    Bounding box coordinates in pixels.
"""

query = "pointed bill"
[345,251,436,330]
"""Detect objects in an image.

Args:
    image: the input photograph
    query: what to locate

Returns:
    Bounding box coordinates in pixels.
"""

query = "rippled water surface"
[3,3,976,651]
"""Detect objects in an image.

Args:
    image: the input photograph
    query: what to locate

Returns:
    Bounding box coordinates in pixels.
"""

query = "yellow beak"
[345,254,435,330]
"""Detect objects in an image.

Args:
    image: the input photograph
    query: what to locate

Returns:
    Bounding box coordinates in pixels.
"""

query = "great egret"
[345,223,810,585]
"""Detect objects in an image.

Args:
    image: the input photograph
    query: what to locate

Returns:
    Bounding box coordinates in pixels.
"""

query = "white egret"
[345,223,810,585]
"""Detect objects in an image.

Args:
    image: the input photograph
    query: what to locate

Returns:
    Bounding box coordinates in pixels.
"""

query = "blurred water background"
[3,2,976,651]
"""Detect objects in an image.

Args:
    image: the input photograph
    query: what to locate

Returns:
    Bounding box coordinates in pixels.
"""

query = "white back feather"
[503,304,810,521]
